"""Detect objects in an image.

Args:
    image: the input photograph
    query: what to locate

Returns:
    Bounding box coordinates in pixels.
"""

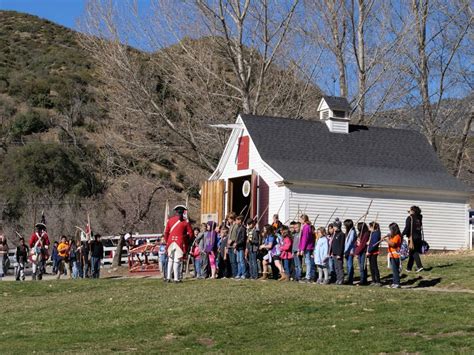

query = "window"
[333,110,346,118]
[321,110,329,120]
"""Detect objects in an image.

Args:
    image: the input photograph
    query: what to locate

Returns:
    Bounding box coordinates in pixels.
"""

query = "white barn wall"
[289,189,468,250]
[212,117,288,224]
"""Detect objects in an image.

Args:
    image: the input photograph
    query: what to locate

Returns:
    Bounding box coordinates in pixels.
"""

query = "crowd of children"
[183,206,426,289]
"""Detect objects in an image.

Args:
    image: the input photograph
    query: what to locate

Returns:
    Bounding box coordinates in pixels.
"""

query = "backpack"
[399,239,409,261]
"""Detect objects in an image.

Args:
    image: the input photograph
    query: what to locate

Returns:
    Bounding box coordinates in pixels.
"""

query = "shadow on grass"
[415,277,442,288]
[401,276,423,286]
[432,264,453,269]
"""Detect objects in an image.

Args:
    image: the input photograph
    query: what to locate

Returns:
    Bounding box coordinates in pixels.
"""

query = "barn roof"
[240,114,468,193]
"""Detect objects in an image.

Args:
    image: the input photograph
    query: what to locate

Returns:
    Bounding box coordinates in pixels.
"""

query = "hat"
[35,223,47,230]
[173,205,187,214]
[333,218,342,229]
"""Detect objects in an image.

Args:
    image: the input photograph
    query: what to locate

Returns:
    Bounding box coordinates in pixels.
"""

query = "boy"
[246,218,260,280]
[57,236,71,279]
[15,237,29,281]
[329,219,345,285]
[235,215,247,279]
[291,222,302,281]
[218,226,230,278]
[226,213,238,277]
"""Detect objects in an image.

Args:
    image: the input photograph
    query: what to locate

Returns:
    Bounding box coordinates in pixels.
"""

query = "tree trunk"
[455,111,474,177]
[112,234,125,267]
[356,0,366,122]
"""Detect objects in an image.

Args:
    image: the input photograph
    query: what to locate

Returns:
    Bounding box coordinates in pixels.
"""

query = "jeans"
[15,262,25,281]
[83,257,90,278]
[248,249,258,279]
[91,257,101,279]
[293,252,302,280]
[368,254,380,284]
[283,259,291,276]
[390,258,401,285]
[345,254,354,284]
[72,261,80,279]
[236,249,247,278]
[228,248,238,277]
[358,254,367,284]
[159,254,168,278]
[200,252,209,278]
[194,259,202,278]
[304,250,314,280]
[334,257,344,284]
[329,256,336,282]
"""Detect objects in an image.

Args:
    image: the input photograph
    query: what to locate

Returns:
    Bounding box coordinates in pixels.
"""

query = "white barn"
[201,97,471,250]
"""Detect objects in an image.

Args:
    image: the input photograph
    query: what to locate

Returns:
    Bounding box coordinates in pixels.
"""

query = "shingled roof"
[240,114,467,193]
[322,96,351,112]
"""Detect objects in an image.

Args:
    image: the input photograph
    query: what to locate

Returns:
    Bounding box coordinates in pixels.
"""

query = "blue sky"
[0,0,85,30]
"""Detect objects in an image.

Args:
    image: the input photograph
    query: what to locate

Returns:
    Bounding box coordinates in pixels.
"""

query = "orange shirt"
[58,242,69,258]
[388,234,401,258]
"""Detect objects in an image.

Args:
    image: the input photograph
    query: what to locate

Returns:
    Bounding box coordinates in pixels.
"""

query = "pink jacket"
[280,236,293,259]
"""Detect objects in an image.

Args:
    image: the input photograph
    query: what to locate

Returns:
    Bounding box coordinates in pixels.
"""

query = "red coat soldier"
[164,205,193,282]
[29,223,50,280]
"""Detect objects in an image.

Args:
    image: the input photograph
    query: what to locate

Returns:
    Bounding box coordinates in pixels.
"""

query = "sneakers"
[405,269,412,273]
[391,284,401,289]
[416,267,424,273]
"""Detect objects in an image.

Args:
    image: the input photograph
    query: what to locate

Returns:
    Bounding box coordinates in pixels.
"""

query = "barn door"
[250,172,258,220]
[200,180,225,225]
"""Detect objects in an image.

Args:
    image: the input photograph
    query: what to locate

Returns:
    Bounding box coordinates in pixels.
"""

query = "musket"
[364,212,379,270]
[256,205,269,226]
[275,199,285,216]
[324,208,338,229]
[312,214,320,226]
[239,205,248,216]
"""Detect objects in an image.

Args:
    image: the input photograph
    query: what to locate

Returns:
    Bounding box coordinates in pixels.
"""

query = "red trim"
[237,136,249,170]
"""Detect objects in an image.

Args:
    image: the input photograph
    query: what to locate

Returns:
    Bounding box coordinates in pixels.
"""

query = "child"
[355,222,370,285]
[327,223,336,283]
[291,222,302,281]
[196,224,208,278]
[217,226,230,278]
[298,214,314,283]
[158,242,168,279]
[204,222,218,279]
[385,222,402,288]
[367,222,381,286]
[246,219,260,280]
[234,215,247,279]
[329,219,345,285]
[279,226,293,281]
[343,219,356,285]
[192,243,202,278]
[15,237,29,281]
[57,236,71,280]
[258,224,277,281]
[51,241,59,275]
[314,227,329,284]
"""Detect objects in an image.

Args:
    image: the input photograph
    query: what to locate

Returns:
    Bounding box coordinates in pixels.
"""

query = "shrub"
[10,110,50,138]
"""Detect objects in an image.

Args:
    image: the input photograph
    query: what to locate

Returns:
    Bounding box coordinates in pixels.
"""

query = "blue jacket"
[367,230,381,254]
[344,229,357,256]
[314,236,329,266]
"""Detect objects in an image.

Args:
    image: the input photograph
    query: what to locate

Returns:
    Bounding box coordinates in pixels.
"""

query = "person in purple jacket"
[298,214,315,283]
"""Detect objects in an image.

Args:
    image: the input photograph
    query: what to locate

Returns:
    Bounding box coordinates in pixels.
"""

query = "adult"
[29,223,50,281]
[57,235,71,279]
[402,206,424,272]
[90,234,104,279]
[204,221,218,279]
[235,215,247,279]
[226,212,238,277]
[355,222,370,285]
[164,205,193,283]
[343,219,356,285]
[246,218,260,280]
[298,214,315,283]
[330,219,345,285]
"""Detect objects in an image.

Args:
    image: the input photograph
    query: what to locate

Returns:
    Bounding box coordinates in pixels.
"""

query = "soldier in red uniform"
[29,223,50,280]
[164,205,193,283]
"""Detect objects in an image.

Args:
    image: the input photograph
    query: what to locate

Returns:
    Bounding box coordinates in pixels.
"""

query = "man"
[234,215,247,279]
[89,234,104,279]
[0,232,8,279]
[164,205,193,283]
[57,235,71,279]
[246,218,260,280]
[15,237,29,281]
[29,223,50,281]
[226,212,238,277]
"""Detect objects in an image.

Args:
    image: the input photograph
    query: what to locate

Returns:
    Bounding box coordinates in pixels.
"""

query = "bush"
[10,110,50,138]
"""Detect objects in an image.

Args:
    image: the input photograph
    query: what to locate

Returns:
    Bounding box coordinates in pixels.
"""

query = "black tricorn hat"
[173,205,187,214]
[35,223,47,230]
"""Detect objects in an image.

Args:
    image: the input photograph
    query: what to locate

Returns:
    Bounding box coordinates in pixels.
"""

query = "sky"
[0,0,86,30]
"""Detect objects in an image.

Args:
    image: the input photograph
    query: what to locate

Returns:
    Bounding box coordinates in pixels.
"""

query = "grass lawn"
[1,252,473,354]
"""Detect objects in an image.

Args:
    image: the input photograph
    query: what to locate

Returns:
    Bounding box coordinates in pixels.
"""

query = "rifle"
[256,205,269,226]
[324,208,338,229]
[312,214,320,226]
[364,212,379,270]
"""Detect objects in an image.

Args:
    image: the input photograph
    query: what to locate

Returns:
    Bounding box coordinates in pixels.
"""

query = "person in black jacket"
[15,237,29,281]
[402,206,424,272]
[235,215,248,279]
[246,218,260,279]
[89,234,104,279]
[330,219,345,285]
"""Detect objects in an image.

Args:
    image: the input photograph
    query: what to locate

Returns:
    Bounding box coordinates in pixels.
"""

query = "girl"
[385,222,402,288]
[298,214,315,283]
[314,227,329,284]
[204,221,218,279]
[329,219,345,285]
[258,224,278,281]
[355,222,370,285]
[367,222,381,286]
[327,223,336,283]
[343,219,356,285]
[402,206,424,272]
[279,226,293,281]
[192,243,202,278]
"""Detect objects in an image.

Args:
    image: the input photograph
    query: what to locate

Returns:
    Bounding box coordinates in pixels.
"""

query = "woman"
[402,206,424,272]
[385,223,402,288]
[0,234,8,279]
[355,222,370,285]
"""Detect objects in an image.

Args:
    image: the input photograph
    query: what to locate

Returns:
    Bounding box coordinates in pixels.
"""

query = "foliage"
[0,252,473,353]
[9,110,50,138]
